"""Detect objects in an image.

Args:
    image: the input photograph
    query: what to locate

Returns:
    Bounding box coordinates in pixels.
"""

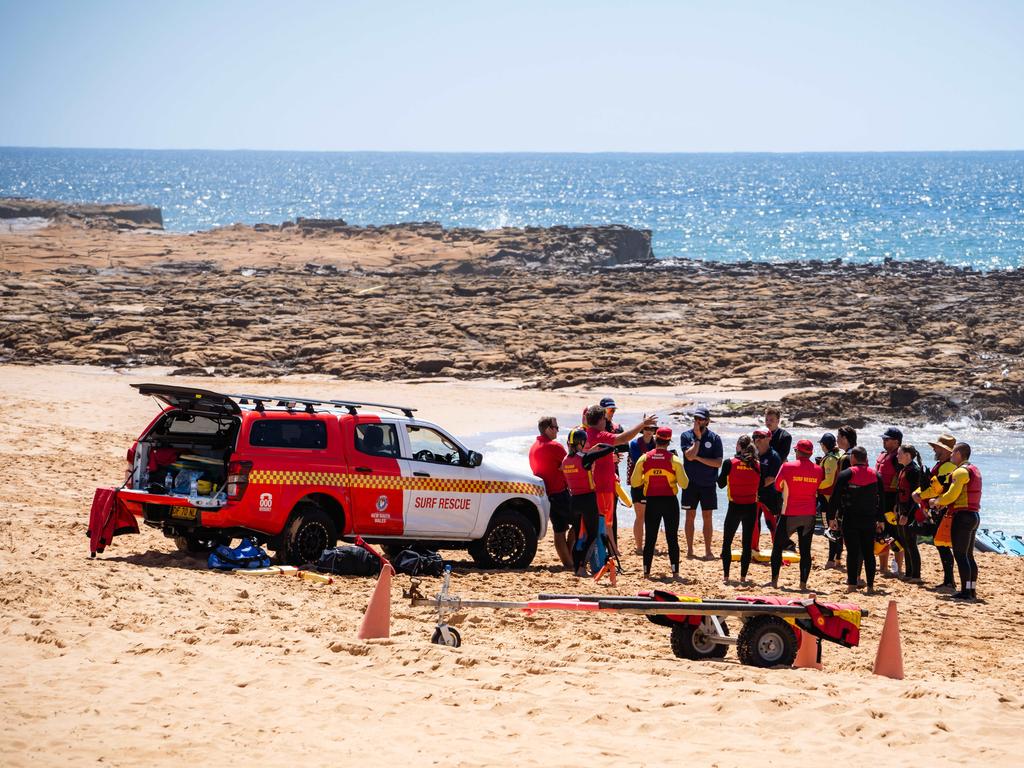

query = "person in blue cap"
[679,405,723,559]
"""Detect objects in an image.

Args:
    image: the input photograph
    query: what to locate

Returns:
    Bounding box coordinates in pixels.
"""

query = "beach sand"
[2,365,1024,767]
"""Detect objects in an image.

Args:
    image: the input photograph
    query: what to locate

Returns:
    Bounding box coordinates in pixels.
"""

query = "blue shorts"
[681,484,718,512]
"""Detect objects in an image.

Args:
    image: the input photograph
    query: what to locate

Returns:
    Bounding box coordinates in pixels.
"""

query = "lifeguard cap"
[795,439,814,456]
[567,428,587,448]
[656,427,672,440]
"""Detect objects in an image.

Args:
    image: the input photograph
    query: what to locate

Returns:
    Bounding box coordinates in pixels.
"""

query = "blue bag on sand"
[208,538,271,570]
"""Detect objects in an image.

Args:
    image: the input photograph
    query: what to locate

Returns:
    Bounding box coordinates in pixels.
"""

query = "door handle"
[413,471,431,477]
[355,467,373,473]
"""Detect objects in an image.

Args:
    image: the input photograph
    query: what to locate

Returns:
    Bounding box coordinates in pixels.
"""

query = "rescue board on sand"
[233,565,299,576]
[731,548,799,564]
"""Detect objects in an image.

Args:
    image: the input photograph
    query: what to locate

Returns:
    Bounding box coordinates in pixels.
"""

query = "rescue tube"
[731,549,799,564]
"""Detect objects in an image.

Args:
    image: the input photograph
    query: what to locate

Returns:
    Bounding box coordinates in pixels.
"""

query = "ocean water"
[469,420,1024,537]
[1,147,1023,268]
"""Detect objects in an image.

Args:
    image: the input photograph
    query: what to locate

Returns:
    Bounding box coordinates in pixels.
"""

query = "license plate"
[170,505,197,521]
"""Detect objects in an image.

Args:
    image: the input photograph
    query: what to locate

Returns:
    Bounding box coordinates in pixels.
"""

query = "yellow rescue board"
[731,549,800,564]
[234,565,299,576]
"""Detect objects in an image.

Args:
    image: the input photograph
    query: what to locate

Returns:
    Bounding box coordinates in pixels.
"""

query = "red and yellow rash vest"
[630,449,688,497]
[774,457,825,516]
[916,460,956,500]
[935,463,982,513]
[818,449,844,500]
[561,453,596,496]
[721,457,760,504]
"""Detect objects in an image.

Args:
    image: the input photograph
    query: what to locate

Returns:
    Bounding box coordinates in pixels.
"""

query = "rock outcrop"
[0,197,163,229]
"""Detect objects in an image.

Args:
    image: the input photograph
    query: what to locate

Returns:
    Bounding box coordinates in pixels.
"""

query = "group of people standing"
[528,402,984,602]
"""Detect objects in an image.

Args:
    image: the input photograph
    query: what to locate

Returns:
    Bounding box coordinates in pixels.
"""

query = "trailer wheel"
[469,511,537,570]
[670,617,730,660]
[280,503,337,565]
[736,615,797,667]
[431,626,461,647]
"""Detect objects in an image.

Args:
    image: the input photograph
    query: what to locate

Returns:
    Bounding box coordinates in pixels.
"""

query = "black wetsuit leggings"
[895,521,921,579]
[643,495,680,574]
[721,501,756,580]
[770,518,813,584]
[844,524,877,588]
[951,511,980,589]
[937,545,955,585]
[571,492,600,573]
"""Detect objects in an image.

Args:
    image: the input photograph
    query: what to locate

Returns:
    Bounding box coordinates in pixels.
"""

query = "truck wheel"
[174,534,229,554]
[670,617,729,660]
[280,503,337,565]
[736,615,797,667]
[469,511,537,570]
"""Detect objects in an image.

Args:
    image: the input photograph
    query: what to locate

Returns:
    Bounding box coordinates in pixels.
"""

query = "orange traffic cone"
[872,599,904,679]
[593,557,617,586]
[793,629,823,670]
[357,563,395,640]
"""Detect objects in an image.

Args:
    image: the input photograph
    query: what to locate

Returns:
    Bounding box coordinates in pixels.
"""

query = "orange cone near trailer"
[872,600,905,680]
[357,563,395,640]
[793,629,823,670]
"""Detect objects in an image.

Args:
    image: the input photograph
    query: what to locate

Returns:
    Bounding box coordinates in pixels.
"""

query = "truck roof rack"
[228,393,417,419]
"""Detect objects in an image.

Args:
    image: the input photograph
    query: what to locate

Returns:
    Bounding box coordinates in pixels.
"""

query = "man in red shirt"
[583,405,658,550]
[770,438,824,591]
[528,416,573,568]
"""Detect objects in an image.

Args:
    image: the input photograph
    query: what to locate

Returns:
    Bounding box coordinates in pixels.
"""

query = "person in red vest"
[875,426,904,577]
[528,416,573,569]
[717,434,762,585]
[827,446,884,593]
[583,405,657,552]
[931,442,983,600]
[562,428,616,577]
[630,426,688,579]
[770,439,824,591]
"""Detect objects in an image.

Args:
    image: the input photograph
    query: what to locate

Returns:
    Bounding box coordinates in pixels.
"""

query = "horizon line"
[3,144,1024,156]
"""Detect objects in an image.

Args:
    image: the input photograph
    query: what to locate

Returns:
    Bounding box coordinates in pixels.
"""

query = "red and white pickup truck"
[119,384,548,568]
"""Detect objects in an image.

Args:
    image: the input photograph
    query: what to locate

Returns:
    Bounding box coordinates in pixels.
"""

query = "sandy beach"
[2,364,1024,767]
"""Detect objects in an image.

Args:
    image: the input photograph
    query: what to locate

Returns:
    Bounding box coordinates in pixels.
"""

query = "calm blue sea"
[1,147,1023,268]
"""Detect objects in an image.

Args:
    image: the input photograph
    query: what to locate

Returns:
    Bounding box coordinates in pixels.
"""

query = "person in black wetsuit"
[825,425,858,568]
[828,446,884,593]
[895,443,925,584]
[752,428,782,551]
[764,407,792,461]
[717,435,762,584]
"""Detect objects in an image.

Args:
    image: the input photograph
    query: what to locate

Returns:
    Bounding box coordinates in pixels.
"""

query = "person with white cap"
[679,405,723,560]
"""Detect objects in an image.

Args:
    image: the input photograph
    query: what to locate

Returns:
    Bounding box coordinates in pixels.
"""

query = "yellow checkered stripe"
[248,470,543,496]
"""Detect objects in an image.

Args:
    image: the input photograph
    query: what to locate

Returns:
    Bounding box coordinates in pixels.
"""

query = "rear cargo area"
[131,410,240,503]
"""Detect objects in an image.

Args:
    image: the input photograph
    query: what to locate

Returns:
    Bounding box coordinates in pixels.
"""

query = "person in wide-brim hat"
[927,434,957,454]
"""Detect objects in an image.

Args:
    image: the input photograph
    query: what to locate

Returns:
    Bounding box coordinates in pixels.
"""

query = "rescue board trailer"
[405,568,867,667]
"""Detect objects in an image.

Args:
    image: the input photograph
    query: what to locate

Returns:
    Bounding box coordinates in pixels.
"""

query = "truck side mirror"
[466,450,483,468]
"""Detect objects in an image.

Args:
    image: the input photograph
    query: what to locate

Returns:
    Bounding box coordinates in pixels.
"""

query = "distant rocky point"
[0,197,164,230]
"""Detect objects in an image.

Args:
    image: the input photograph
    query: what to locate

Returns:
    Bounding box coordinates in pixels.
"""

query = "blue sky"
[1,0,1022,152]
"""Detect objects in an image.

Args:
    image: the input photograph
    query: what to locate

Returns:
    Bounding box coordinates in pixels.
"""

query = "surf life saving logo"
[371,493,390,524]
[259,492,273,512]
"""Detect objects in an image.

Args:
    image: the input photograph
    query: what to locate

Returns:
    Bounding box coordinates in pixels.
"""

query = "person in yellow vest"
[630,426,688,580]
[912,433,958,591]
[816,433,844,570]
[930,442,982,601]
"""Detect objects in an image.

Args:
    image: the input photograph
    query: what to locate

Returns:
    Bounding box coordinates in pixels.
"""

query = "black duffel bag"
[392,548,445,577]
[316,545,383,577]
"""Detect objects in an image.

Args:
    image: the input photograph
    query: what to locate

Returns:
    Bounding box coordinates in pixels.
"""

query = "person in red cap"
[630,426,688,579]
[770,438,824,591]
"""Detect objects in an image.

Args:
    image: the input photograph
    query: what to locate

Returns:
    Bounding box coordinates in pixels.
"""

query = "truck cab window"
[406,425,463,465]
